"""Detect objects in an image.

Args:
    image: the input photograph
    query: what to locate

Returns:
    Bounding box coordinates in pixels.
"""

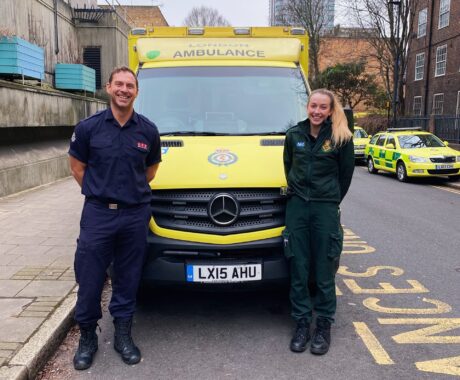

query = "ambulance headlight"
[409,155,428,163]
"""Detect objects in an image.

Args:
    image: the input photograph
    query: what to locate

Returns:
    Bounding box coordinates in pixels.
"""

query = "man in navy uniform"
[69,66,161,370]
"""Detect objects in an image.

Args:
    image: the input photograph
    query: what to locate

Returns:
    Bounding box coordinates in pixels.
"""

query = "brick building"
[100,5,168,28]
[405,0,459,118]
[318,29,385,112]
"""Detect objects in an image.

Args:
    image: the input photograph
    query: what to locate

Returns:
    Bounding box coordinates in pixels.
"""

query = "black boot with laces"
[290,318,310,353]
[73,323,98,370]
[113,318,141,365]
[310,317,331,355]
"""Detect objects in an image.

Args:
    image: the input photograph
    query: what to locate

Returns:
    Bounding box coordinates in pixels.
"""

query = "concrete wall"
[0,0,130,87]
[1,0,80,83]
[76,12,130,94]
[0,141,71,197]
[0,80,106,197]
[0,80,106,128]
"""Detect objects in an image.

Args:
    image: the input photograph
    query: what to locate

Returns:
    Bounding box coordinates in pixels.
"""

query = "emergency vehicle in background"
[128,26,311,286]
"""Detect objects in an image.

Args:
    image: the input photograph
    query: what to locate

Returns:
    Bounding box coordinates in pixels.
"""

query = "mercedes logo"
[208,193,240,226]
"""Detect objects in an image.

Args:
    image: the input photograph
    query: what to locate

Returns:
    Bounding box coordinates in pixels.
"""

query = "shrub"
[355,114,389,135]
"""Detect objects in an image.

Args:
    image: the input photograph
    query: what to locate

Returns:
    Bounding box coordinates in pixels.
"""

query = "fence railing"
[434,117,460,144]
[394,116,460,144]
[395,117,430,131]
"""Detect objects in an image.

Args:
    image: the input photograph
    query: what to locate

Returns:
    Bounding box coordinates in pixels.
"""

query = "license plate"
[186,263,262,283]
[436,164,453,169]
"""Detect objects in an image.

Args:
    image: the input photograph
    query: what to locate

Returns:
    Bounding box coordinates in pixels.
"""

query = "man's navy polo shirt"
[69,108,161,205]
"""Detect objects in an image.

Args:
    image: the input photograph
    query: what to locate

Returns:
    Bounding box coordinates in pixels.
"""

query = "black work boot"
[290,319,310,353]
[73,323,98,370]
[113,318,141,365]
[310,317,331,355]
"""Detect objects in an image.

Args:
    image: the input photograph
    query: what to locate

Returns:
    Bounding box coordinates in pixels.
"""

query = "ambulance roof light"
[188,27,205,35]
[290,28,306,35]
[131,28,147,35]
[234,27,251,35]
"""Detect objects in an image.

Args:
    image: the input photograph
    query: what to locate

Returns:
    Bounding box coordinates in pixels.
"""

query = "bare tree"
[183,6,231,27]
[276,0,332,83]
[350,0,415,117]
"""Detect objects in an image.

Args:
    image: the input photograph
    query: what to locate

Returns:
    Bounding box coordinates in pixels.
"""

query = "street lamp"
[389,0,401,128]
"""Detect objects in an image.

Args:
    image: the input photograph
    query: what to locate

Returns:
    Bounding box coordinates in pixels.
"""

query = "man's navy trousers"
[74,198,151,325]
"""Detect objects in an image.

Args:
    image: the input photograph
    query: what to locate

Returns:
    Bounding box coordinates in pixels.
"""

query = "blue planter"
[55,63,96,93]
[0,36,45,80]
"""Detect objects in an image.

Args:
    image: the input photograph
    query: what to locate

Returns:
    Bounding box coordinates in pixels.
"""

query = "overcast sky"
[97,0,352,27]
[98,0,270,26]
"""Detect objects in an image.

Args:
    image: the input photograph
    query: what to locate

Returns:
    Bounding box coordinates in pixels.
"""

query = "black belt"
[86,197,142,209]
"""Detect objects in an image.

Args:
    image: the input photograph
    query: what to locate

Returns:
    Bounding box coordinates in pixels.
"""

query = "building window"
[439,0,450,28]
[83,47,102,89]
[432,93,444,115]
[435,45,447,77]
[413,96,422,116]
[415,53,425,80]
[417,8,427,37]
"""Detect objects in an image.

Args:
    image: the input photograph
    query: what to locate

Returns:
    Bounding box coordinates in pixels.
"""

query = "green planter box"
[55,63,96,93]
[0,36,44,80]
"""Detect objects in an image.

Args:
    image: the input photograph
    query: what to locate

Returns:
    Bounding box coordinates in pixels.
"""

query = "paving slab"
[0,299,32,319]
[7,255,61,267]
[0,280,30,297]
[6,245,52,257]
[16,280,75,298]
[0,178,82,378]
[0,318,45,343]
[0,266,22,280]
[0,245,16,255]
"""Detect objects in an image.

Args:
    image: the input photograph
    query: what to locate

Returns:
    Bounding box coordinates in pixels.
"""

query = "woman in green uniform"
[283,88,354,355]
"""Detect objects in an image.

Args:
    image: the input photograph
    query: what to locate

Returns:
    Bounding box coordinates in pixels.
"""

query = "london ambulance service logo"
[321,139,332,152]
[146,50,160,60]
[208,149,238,166]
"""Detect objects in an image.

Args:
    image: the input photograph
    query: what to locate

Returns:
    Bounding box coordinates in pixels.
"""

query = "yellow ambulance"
[128,27,310,286]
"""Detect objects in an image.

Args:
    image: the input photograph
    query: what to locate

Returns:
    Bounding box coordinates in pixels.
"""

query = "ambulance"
[128,27,310,286]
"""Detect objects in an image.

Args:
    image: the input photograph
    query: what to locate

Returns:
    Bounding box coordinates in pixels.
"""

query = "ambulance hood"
[151,136,286,189]
[400,146,460,157]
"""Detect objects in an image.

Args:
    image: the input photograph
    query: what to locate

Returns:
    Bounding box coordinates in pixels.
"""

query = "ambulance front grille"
[429,156,455,163]
[151,188,286,235]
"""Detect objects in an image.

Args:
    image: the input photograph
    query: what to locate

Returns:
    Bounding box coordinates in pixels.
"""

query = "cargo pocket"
[328,232,343,273]
[74,238,86,285]
[282,229,294,259]
[328,232,343,259]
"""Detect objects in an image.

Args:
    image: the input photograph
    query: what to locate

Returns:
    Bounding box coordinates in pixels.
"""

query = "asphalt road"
[48,167,460,379]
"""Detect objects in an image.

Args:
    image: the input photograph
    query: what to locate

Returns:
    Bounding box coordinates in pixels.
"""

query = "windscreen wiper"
[160,131,229,136]
[238,131,286,136]
[409,141,425,148]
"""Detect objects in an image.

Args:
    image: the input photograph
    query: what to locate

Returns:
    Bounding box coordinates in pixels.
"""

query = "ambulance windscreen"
[135,66,308,135]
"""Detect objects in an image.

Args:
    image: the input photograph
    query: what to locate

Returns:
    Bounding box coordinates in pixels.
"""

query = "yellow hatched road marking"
[344,279,429,294]
[378,318,460,344]
[335,284,343,296]
[363,297,452,314]
[416,355,460,376]
[431,185,460,195]
[338,265,404,277]
[353,322,394,365]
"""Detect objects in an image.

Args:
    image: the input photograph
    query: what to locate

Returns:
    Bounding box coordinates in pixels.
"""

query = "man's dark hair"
[108,66,138,89]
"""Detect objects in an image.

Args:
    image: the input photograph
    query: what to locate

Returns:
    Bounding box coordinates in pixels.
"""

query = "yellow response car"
[365,128,460,182]
[353,126,370,161]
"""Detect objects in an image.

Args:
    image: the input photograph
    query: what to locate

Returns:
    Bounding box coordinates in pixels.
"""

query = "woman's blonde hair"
[308,88,352,147]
